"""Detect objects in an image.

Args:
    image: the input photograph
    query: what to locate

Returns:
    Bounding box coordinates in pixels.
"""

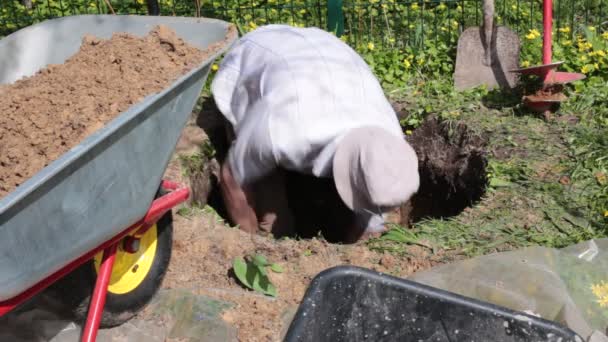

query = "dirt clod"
[404,118,488,223]
[0,25,225,198]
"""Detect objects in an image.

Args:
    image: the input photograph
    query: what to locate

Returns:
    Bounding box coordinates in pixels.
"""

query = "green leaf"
[233,258,252,288]
[252,254,269,267]
[270,263,284,273]
[232,257,277,297]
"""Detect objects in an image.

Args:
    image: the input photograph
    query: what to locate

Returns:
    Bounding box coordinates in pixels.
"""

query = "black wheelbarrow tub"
[285,266,583,342]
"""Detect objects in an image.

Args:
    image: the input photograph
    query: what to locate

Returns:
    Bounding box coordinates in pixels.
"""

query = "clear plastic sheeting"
[409,239,608,342]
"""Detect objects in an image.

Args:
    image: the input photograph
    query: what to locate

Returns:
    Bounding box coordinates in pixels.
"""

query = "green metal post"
[327,0,344,36]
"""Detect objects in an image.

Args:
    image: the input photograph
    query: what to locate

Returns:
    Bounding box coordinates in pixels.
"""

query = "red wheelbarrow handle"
[0,181,189,341]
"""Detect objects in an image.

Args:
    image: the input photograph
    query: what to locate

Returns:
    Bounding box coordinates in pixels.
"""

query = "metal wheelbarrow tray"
[0,15,236,303]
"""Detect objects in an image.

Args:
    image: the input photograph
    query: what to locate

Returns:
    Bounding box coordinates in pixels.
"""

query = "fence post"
[147,0,160,15]
[327,0,344,36]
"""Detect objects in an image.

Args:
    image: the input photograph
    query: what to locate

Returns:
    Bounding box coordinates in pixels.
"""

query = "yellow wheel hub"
[94,224,158,294]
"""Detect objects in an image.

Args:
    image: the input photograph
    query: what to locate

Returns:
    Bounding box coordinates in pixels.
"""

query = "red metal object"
[81,243,118,342]
[542,0,552,67]
[511,0,585,112]
[547,71,586,84]
[0,182,189,317]
[512,61,563,76]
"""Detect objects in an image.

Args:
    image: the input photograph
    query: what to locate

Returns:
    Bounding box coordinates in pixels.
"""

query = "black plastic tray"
[284,266,582,342]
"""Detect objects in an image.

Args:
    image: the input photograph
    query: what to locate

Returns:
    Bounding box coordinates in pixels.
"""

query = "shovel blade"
[454,26,520,91]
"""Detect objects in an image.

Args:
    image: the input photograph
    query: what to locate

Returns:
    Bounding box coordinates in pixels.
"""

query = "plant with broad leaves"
[232,254,283,297]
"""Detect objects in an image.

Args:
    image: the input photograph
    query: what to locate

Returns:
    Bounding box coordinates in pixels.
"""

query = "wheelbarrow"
[0,15,237,341]
[285,266,584,342]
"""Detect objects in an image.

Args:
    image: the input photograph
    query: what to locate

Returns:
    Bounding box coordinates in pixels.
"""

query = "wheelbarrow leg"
[81,243,118,342]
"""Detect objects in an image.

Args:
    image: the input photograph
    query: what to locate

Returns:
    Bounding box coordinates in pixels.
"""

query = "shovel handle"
[482,0,494,66]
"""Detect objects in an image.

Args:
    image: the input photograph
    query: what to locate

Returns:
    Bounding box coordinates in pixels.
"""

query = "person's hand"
[359,228,386,241]
[219,158,259,233]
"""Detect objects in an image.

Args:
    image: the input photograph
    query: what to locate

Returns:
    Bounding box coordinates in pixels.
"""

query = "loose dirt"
[0,25,226,198]
[161,182,442,342]
[157,105,475,341]
[404,118,488,223]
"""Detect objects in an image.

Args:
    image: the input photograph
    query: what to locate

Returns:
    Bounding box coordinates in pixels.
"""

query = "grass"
[178,140,217,178]
[369,79,608,258]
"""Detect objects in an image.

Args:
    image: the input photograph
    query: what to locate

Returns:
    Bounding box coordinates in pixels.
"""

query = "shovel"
[453,0,520,91]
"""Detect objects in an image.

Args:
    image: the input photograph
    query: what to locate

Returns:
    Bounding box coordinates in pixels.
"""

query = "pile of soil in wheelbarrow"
[0,25,226,198]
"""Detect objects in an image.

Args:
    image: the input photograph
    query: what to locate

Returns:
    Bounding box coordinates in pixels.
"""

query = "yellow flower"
[248,21,257,30]
[411,3,419,10]
[441,26,448,32]
[598,50,606,57]
[457,5,462,11]
[521,60,530,68]
[299,9,306,14]
[437,3,446,10]
[367,42,375,50]
[579,41,593,51]
[212,64,219,71]
[595,63,600,69]
[591,281,608,307]
[136,0,144,4]
[603,32,608,40]
[511,4,517,10]
[581,64,592,74]
[403,59,411,68]
[409,24,415,29]
[389,37,395,43]
[340,35,349,42]
[563,40,572,46]
[559,27,570,34]
[604,210,608,217]
[580,55,588,62]
[525,29,541,40]
[405,129,413,135]
[589,26,596,31]
[452,20,459,28]
[417,58,424,65]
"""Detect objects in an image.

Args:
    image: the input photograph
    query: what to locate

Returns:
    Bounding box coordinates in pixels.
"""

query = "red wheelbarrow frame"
[0,180,189,342]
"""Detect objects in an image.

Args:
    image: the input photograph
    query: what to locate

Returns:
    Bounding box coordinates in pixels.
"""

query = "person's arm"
[219,156,259,233]
[220,102,277,233]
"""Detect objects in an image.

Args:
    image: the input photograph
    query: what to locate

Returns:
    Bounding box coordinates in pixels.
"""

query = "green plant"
[232,254,283,297]
[178,140,216,177]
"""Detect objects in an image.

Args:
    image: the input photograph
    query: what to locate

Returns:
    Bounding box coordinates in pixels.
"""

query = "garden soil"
[0,28,484,341]
[146,107,475,341]
[161,153,446,342]
[0,107,468,342]
[0,24,226,198]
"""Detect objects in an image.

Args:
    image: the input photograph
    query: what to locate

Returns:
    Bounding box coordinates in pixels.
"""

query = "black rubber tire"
[47,196,173,328]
